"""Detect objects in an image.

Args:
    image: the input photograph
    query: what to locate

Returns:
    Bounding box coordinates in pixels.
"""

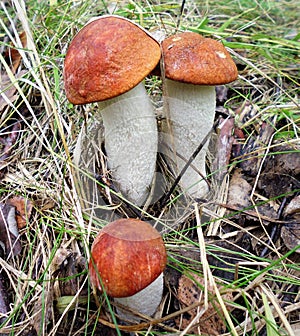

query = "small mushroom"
[89,218,167,321]
[64,15,161,206]
[161,32,238,199]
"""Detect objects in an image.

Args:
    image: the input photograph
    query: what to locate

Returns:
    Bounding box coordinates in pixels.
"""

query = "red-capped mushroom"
[161,32,238,199]
[89,218,167,320]
[64,15,161,205]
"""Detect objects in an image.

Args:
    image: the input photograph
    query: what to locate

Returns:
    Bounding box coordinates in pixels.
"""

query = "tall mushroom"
[89,218,167,321]
[161,32,238,199]
[64,15,161,206]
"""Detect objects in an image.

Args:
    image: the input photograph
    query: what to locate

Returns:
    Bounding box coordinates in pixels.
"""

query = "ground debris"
[238,120,275,177]
[227,168,252,209]
[211,117,235,183]
[0,203,21,257]
[281,195,300,253]
[32,288,53,335]
[281,223,300,253]
[256,144,300,198]
[224,138,300,254]
[175,274,233,335]
[51,247,87,298]
[0,122,21,179]
[0,272,9,330]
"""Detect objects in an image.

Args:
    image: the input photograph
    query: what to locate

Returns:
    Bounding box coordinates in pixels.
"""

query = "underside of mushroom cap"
[162,32,238,85]
[64,15,161,105]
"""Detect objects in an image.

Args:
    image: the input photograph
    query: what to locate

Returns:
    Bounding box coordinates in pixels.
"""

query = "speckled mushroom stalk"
[89,219,167,322]
[97,83,158,206]
[161,32,238,199]
[64,15,161,206]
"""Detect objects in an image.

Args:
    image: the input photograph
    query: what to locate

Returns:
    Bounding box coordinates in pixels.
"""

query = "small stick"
[160,121,218,208]
[176,0,186,30]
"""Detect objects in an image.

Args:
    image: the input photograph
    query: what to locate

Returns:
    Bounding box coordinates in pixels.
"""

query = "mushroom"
[161,32,238,199]
[64,15,161,206]
[89,218,167,321]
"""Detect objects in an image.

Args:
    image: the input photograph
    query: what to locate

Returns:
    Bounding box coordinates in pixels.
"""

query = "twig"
[160,121,218,208]
[176,0,186,30]
[217,202,291,224]
[260,197,287,257]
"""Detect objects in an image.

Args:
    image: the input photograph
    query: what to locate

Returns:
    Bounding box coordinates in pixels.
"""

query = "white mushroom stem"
[163,79,216,199]
[114,273,164,322]
[97,82,158,206]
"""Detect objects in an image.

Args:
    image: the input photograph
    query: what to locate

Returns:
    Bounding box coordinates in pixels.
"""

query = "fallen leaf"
[7,196,33,229]
[291,322,300,334]
[228,169,252,209]
[175,274,233,335]
[51,247,87,298]
[283,195,300,218]
[4,31,27,73]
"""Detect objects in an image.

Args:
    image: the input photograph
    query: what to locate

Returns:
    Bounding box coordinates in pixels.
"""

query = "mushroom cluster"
[64,15,238,323]
[65,17,238,204]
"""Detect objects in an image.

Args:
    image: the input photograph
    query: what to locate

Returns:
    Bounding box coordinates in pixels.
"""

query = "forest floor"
[0,1,299,335]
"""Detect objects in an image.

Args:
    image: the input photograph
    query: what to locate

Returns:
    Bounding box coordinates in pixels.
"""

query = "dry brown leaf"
[1,32,27,111]
[4,31,27,73]
[7,196,33,229]
[283,195,300,218]
[51,247,87,298]
[175,274,233,335]
[228,168,252,209]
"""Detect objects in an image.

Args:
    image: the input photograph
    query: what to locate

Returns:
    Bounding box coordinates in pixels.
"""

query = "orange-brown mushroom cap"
[162,32,238,85]
[64,16,161,105]
[89,218,167,298]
